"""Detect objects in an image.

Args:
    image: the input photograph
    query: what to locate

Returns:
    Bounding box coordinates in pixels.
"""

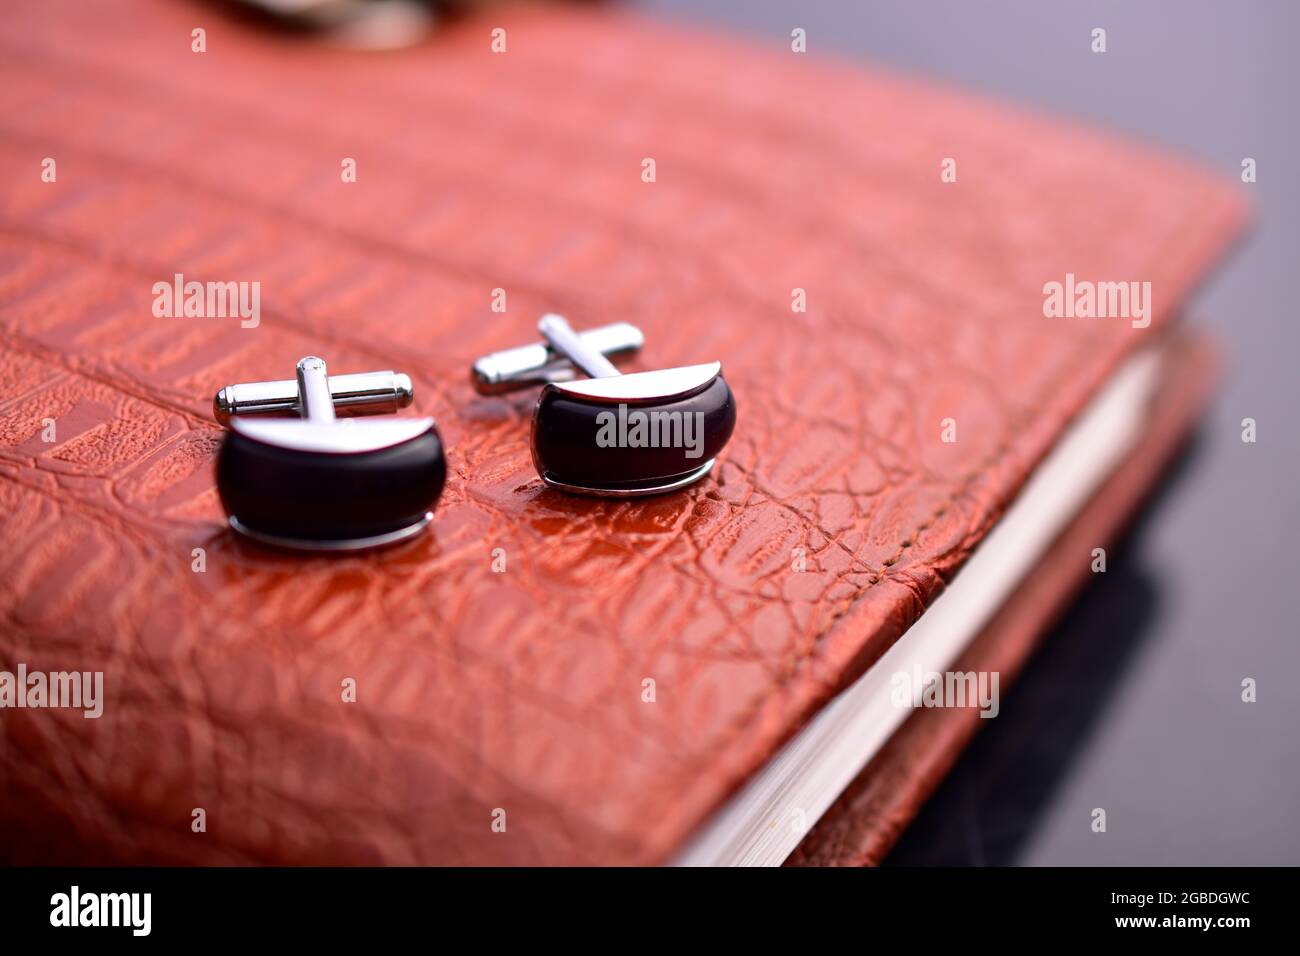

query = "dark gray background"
[639,0,1299,865]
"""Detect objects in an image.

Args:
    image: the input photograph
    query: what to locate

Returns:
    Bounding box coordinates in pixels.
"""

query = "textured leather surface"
[786,331,1221,866]
[0,0,1244,865]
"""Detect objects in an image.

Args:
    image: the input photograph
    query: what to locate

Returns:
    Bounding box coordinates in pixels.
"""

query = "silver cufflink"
[213,356,445,551]
[472,315,736,497]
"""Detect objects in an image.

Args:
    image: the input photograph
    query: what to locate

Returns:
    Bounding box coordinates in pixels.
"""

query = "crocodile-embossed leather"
[0,0,1244,865]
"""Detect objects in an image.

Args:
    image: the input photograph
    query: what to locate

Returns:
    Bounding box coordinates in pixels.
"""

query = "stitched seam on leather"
[661,183,1240,818]
[795,334,1223,866]
[722,428,1017,693]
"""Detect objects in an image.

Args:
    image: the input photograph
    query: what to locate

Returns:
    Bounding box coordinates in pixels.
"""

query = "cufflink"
[471,315,736,496]
[213,356,445,550]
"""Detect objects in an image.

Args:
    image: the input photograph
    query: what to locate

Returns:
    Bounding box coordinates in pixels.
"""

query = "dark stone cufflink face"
[213,357,445,551]
[472,315,737,497]
[533,364,736,495]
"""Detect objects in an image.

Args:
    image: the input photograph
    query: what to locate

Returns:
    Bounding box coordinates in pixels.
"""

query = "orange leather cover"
[0,0,1244,864]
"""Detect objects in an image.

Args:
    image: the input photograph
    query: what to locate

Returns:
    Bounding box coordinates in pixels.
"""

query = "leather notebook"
[0,0,1245,865]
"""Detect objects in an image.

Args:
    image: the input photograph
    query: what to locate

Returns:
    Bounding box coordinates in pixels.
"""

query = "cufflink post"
[470,321,643,395]
[295,356,337,423]
[537,314,622,379]
[213,369,414,424]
